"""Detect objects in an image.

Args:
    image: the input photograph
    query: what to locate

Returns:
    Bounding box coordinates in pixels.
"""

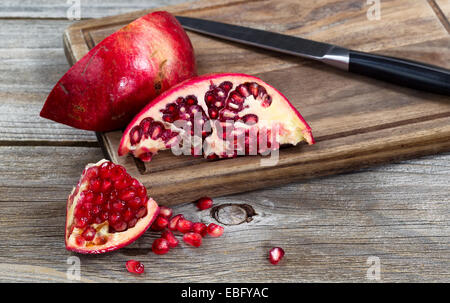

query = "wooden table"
[0,0,449,282]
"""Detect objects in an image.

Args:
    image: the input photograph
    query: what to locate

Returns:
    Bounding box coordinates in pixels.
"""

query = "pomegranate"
[196,197,213,210]
[206,223,224,237]
[269,247,285,265]
[162,230,179,248]
[168,214,184,231]
[65,159,159,254]
[152,238,170,255]
[40,11,196,131]
[118,73,314,162]
[177,218,194,234]
[183,232,203,247]
[126,260,145,274]
[151,216,169,231]
[192,222,207,237]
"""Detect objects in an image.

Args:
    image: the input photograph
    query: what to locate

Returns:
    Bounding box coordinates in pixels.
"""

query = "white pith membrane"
[65,159,158,254]
[120,75,313,161]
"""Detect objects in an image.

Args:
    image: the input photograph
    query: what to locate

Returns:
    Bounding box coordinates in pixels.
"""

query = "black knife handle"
[348,50,450,95]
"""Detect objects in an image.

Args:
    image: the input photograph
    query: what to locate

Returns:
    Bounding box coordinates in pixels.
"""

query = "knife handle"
[348,50,450,95]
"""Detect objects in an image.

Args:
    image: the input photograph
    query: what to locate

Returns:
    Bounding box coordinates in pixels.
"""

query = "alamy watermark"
[366,256,381,281]
[66,256,81,281]
[67,0,81,21]
[366,0,381,20]
[166,113,281,167]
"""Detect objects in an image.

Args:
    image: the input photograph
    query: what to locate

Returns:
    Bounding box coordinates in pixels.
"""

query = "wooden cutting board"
[63,0,450,205]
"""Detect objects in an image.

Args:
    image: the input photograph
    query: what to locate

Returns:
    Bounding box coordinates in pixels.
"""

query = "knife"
[176,16,450,96]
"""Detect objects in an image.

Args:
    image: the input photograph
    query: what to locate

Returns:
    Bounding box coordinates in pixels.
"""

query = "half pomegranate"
[65,159,159,254]
[40,11,196,131]
[118,73,314,162]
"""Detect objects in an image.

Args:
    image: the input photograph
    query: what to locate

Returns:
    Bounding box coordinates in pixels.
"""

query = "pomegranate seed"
[151,216,169,231]
[136,186,147,198]
[82,190,94,204]
[242,114,258,125]
[93,192,105,205]
[92,205,102,215]
[220,81,233,92]
[109,212,121,225]
[162,230,179,248]
[129,126,142,145]
[75,216,89,228]
[75,236,86,246]
[118,188,136,201]
[99,162,113,178]
[113,221,127,232]
[192,222,207,237]
[123,208,134,222]
[140,117,154,135]
[112,200,126,212]
[152,238,170,255]
[183,232,202,247]
[269,247,285,265]
[100,179,113,192]
[135,206,147,218]
[82,201,93,211]
[168,214,184,231]
[196,197,213,210]
[81,226,96,241]
[114,177,130,190]
[126,260,144,274]
[128,218,137,228]
[206,223,224,237]
[150,122,164,140]
[85,166,99,179]
[177,218,193,233]
[100,211,109,221]
[159,206,173,218]
[110,166,126,181]
[139,152,153,162]
[89,178,101,192]
[128,197,142,209]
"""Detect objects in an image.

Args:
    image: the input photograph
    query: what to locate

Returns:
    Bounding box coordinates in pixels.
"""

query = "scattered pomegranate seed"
[192,222,207,237]
[177,218,194,233]
[151,216,169,231]
[268,247,285,265]
[196,197,214,210]
[159,206,173,218]
[152,238,170,255]
[206,223,224,237]
[162,230,179,248]
[168,214,184,231]
[183,232,202,247]
[126,260,145,274]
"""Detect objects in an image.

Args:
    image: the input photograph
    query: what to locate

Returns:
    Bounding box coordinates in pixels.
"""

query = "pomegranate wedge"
[119,73,314,161]
[65,160,159,254]
[41,11,196,131]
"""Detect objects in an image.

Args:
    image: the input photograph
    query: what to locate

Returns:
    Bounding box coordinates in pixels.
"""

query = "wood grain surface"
[64,0,450,205]
[0,0,449,282]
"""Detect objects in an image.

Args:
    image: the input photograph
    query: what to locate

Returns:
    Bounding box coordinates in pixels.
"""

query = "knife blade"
[176,16,450,95]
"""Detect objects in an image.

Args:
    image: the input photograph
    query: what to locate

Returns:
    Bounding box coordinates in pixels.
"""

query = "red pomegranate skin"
[40,11,196,131]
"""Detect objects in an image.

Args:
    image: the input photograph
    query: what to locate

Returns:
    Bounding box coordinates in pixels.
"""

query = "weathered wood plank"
[0,20,97,143]
[0,147,450,282]
[0,0,189,19]
[0,147,448,282]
